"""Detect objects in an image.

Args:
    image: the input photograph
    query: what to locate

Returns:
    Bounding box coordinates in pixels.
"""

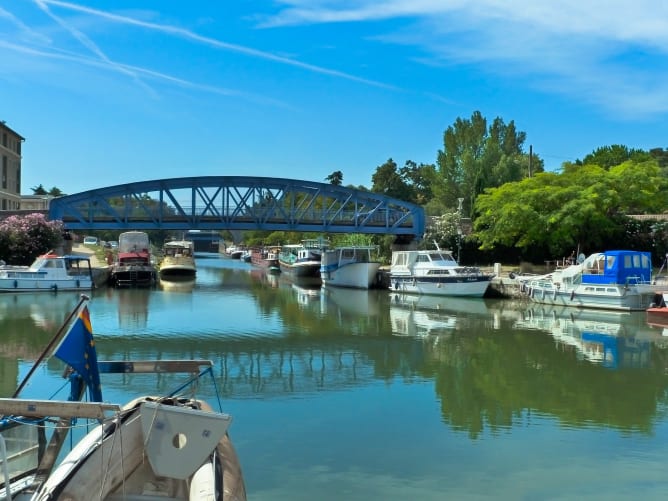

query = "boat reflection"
[515,306,666,368]
[389,292,492,316]
[0,292,82,331]
[321,286,382,318]
[159,277,196,293]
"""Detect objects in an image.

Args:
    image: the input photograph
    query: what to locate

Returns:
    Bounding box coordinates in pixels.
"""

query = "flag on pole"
[54,304,103,402]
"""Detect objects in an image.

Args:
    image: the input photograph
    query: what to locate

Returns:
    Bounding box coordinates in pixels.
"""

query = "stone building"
[0,121,24,210]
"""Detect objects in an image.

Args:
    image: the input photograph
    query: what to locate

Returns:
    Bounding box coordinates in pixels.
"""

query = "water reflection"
[159,277,196,293]
[515,305,668,368]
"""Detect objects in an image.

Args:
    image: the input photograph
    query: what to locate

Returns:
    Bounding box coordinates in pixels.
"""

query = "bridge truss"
[48,176,425,239]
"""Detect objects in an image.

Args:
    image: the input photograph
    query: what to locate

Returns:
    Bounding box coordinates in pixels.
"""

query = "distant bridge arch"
[48,176,425,239]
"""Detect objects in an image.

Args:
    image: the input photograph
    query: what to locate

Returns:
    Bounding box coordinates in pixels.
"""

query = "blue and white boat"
[519,250,656,311]
[320,245,381,289]
[389,248,493,297]
[0,252,94,292]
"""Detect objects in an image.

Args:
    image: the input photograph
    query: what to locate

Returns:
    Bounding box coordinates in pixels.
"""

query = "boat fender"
[509,272,516,279]
[570,290,575,301]
[394,281,400,290]
[541,289,545,299]
[553,289,557,300]
[52,284,58,292]
[76,279,80,288]
[13,280,17,288]
[529,287,534,298]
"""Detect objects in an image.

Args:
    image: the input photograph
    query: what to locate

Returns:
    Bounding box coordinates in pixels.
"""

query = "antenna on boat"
[433,240,441,251]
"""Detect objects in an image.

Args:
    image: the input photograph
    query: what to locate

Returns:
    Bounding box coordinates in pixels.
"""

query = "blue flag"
[54,305,103,402]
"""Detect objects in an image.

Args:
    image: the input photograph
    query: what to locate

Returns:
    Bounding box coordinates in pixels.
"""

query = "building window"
[2,156,6,190]
[2,133,6,148]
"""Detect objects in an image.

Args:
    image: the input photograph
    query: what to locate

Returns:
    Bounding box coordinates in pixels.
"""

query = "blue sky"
[2,1,668,196]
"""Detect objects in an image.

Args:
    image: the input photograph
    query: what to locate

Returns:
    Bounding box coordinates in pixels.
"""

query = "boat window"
[623,254,633,268]
[417,255,430,263]
[632,254,641,268]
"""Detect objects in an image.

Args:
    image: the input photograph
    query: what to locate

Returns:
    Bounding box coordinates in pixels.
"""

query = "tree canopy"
[432,110,542,217]
[473,159,668,257]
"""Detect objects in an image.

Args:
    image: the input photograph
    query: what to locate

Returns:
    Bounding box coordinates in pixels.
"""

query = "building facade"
[0,121,23,211]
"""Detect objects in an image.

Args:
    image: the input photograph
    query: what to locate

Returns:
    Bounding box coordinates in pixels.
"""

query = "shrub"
[0,213,63,265]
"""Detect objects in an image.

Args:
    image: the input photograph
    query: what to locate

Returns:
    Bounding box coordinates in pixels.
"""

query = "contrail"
[40,0,396,90]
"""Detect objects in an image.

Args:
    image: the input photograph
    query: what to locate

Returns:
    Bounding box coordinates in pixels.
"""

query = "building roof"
[0,121,25,141]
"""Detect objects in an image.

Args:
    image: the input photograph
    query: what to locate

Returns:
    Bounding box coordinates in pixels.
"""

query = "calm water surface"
[1,253,668,500]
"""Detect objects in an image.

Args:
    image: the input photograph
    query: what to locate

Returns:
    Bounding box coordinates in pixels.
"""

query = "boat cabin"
[581,250,652,285]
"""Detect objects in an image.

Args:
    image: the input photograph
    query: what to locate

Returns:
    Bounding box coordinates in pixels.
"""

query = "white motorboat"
[320,245,381,289]
[0,298,246,501]
[517,250,656,311]
[0,252,93,292]
[159,240,197,279]
[389,248,493,297]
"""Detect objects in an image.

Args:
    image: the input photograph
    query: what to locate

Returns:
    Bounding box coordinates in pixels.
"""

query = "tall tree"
[371,158,415,201]
[433,111,539,216]
[325,171,343,186]
[31,184,47,195]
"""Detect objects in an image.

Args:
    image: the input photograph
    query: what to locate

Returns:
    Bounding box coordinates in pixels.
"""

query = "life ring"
[509,272,516,279]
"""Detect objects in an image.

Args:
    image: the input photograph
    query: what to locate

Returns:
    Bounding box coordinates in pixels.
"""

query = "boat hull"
[31,397,246,501]
[109,267,156,287]
[279,261,321,278]
[0,277,92,292]
[522,283,655,311]
[389,275,492,297]
[321,262,381,289]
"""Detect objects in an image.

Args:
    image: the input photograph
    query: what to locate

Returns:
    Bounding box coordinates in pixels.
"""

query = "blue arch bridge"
[48,176,425,242]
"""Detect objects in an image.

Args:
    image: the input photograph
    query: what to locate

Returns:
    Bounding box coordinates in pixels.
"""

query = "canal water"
[2,253,668,500]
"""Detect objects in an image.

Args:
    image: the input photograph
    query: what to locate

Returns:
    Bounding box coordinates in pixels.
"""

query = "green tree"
[31,184,47,195]
[433,111,540,216]
[325,171,343,186]
[576,144,651,169]
[370,158,415,201]
[473,159,668,257]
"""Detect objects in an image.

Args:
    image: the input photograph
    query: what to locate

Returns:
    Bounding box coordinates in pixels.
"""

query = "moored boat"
[159,240,197,279]
[389,247,493,297]
[320,245,381,289]
[278,239,329,278]
[0,252,93,292]
[109,231,157,288]
[518,250,655,311]
[0,298,246,501]
[249,246,281,273]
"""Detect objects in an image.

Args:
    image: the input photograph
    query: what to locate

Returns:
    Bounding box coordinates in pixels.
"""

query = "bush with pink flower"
[0,213,64,265]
